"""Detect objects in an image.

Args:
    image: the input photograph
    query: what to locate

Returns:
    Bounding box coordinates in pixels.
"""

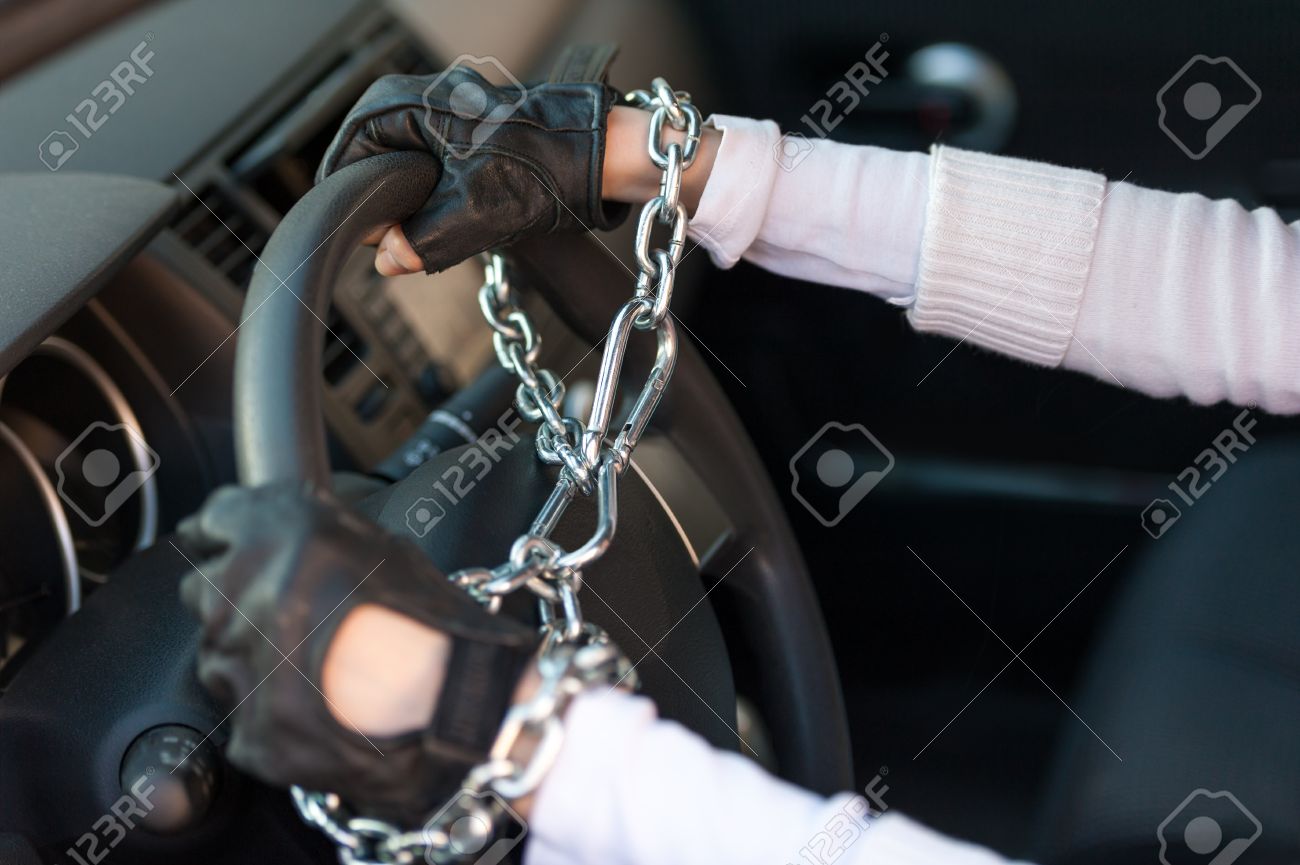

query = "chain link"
[293,77,698,865]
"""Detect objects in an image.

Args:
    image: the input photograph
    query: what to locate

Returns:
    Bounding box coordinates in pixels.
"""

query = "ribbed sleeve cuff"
[908,145,1106,366]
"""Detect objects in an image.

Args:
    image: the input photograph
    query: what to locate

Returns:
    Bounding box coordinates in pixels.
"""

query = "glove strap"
[547,43,619,84]
[546,43,628,232]
[428,636,534,756]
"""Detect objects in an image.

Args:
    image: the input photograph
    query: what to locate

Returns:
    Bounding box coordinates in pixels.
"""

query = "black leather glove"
[177,483,540,824]
[317,49,628,274]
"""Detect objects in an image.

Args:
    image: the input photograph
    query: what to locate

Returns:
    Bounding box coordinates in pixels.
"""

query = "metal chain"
[293,78,701,865]
[291,636,636,865]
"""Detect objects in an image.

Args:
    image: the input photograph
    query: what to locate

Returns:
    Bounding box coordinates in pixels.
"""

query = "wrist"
[602,105,721,215]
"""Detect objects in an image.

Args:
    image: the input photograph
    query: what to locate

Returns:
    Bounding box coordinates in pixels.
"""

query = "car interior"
[0,1,1296,863]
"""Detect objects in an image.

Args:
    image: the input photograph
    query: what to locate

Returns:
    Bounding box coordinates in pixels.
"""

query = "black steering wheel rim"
[232,150,853,794]
[233,152,440,488]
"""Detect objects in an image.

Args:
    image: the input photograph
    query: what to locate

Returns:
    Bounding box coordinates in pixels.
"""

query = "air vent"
[165,23,441,448]
[171,187,268,288]
[322,308,370,386]
[230,31,439,215]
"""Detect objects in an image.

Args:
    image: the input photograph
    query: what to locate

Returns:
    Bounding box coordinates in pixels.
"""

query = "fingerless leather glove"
[178,483,540,824]
[317,50,628,274]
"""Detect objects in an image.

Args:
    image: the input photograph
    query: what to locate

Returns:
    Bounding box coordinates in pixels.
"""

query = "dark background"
[672,0,1299,853]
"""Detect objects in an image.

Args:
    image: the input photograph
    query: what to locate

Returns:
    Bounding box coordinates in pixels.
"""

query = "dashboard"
[0,0,459,679]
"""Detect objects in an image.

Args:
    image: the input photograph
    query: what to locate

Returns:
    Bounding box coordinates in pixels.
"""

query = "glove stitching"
[434,111,450,160]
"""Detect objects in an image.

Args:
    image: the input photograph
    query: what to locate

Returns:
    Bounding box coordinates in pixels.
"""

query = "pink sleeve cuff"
[686,114,783,269]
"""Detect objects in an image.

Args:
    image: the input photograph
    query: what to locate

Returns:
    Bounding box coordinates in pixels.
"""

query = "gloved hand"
[317,61,628,275]
[177,483,540,824]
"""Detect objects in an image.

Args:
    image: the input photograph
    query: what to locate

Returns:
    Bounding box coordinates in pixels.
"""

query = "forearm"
[321,617,1028,865]
[526,690,1028,865]
[683,115,927,302]
[907,147,1300,411]
[681,118,1300,412]
[1065,180,1300,411]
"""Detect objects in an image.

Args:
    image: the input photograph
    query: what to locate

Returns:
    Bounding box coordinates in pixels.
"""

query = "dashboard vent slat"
[322,309,369,386]
[170,187,268,290]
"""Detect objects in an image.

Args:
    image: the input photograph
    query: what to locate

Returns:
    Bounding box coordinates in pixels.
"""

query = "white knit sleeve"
[1065,180,1300,412]
[525,690,1031,865]
[687,115,929,303]
[688,123,1300,412]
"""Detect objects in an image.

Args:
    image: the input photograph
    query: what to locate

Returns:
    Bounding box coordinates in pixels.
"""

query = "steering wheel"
[0,150,850,864]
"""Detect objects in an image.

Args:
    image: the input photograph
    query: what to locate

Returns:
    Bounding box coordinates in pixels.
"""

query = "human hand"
[317,62,629,278]
[360,104,723,277]
[177,483,540,823]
